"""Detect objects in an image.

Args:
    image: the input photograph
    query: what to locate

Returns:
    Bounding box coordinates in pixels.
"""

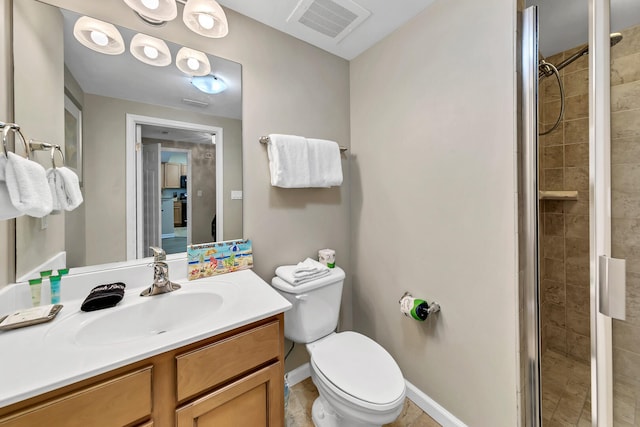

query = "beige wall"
[82,93,241,265]
[350,0,518,425]
[3,0,350,369]
[41,0,351,368]
[13,0,65,279]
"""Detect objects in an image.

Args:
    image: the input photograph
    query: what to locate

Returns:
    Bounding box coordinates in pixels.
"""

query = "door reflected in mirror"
[13,0,242,281]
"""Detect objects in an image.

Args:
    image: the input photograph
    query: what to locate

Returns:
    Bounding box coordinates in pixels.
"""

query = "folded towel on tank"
[276,259,331,286]
[292,257,330,278]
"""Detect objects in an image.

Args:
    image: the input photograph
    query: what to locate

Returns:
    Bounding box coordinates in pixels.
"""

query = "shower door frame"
[520,6,542,427]
[589,0,615,424]
[521,0,617,424]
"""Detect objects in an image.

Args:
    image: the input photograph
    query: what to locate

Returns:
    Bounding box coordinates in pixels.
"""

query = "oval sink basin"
[73,292,224,346]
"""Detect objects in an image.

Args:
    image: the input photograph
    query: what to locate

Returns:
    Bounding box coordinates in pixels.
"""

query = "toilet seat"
[310,331,405,408]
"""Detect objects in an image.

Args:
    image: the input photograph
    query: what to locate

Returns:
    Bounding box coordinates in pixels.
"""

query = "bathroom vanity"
[0,268,290,427]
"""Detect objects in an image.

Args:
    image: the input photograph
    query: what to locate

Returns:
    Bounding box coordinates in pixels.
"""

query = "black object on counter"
[80,282,126,312]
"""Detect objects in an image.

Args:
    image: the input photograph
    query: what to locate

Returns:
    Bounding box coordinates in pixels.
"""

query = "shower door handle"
[598,255,626,320]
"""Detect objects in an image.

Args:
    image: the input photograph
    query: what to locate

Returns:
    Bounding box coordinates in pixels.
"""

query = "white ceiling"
[62,0,640,123]
[217,0,437,60]
[526,0,640,57]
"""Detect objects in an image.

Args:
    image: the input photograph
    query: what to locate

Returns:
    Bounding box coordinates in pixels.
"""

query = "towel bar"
[30,140,65,168]
[260,136,347,153]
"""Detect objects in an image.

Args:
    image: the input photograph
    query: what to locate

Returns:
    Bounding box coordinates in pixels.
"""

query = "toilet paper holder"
[399,291,440,321]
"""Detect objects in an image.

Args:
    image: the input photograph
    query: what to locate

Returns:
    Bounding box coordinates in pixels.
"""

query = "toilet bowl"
[271,267,406,426]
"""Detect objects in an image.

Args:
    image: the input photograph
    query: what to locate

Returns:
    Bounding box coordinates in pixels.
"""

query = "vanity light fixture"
[176,47,211,76]
[182,0,228,38]
[123,0,177,23]
[191,75,227,94]
[123,0,228,38]
[73,16,125,55]
[130,33,172,66]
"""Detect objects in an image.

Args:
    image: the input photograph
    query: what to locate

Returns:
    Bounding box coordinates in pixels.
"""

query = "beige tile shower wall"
[539,43,591,363]
[610,24,640,388]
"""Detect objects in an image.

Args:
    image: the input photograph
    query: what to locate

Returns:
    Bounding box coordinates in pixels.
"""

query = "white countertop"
[0,269,291,409]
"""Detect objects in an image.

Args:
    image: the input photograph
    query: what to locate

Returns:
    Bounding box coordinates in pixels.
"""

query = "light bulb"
[143,45,159,59]
[197,13,215,30]
[210,78,223,91]
[141,0,160,9]
[90,30,109,47]
[187,57,200,71]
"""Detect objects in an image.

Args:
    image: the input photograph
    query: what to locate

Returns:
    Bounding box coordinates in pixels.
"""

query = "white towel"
[292,257,329,278]
[267,134,310,188]
[267,134,343,188]
[0,154,23,220]
[276,263,331,286]
[46,168,63,214]
[307,138,343,188]
[4,152,52,218]
[53,167,83,211]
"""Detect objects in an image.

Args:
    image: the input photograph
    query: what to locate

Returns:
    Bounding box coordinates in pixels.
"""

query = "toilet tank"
[271,267,345,343]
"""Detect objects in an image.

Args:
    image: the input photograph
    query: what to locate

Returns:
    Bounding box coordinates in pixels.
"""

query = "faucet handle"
[149,246,166,262]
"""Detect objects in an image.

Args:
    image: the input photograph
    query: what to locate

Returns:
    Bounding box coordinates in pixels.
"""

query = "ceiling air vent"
[181,98,209,108]
[287,0,371,43]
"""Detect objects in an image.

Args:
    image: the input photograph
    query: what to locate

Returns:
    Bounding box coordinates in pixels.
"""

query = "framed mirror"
[12,0,242,281]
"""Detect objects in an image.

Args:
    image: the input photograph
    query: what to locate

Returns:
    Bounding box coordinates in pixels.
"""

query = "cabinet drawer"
[176,321,280,402]
[0,367,152,427]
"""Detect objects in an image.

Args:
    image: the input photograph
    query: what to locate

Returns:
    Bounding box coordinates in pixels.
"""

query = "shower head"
[539,32,624,78]
[610,32,623,47]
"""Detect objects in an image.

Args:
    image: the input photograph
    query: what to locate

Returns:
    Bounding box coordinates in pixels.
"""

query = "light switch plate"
[231,191,243,200]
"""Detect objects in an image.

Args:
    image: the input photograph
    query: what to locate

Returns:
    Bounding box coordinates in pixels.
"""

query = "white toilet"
[272,266,406,427]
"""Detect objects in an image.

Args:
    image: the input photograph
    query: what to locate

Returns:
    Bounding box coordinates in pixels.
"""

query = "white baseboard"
[286,362,311,387]
[405,380,467,427]
[285,363,466,427]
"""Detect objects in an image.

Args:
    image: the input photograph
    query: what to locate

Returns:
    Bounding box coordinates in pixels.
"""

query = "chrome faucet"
[140,246,181,296]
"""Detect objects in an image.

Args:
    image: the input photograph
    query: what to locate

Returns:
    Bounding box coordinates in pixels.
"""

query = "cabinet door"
[164,163,181,188]
[173,203,181,227]
[180,164,187,176]
[175,363,282,427]
[0,367,152,427]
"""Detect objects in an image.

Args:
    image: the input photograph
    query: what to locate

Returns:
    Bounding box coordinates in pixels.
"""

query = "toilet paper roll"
[318,249,336,268]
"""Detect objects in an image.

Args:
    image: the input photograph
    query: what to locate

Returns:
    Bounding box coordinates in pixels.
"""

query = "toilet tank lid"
[271,266,345,294]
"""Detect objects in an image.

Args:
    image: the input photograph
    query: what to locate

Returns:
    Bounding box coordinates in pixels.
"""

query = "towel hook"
[51,145,65,168]
[2,124,31,158]
[28,139,63,168]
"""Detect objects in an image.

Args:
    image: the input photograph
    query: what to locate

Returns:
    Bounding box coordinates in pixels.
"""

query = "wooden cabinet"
[175,364,281,427]
[0,368,152,427]
[180,164,187,176]
[163,163,181,188]
[0,315,285,427]
[173,202,182,227]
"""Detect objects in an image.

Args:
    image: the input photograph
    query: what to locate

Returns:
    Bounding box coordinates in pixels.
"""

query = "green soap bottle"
[50,274,61,304]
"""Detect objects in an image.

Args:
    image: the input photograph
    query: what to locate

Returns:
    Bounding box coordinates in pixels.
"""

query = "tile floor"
[286,378,441,427]
[541,349,591,426]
